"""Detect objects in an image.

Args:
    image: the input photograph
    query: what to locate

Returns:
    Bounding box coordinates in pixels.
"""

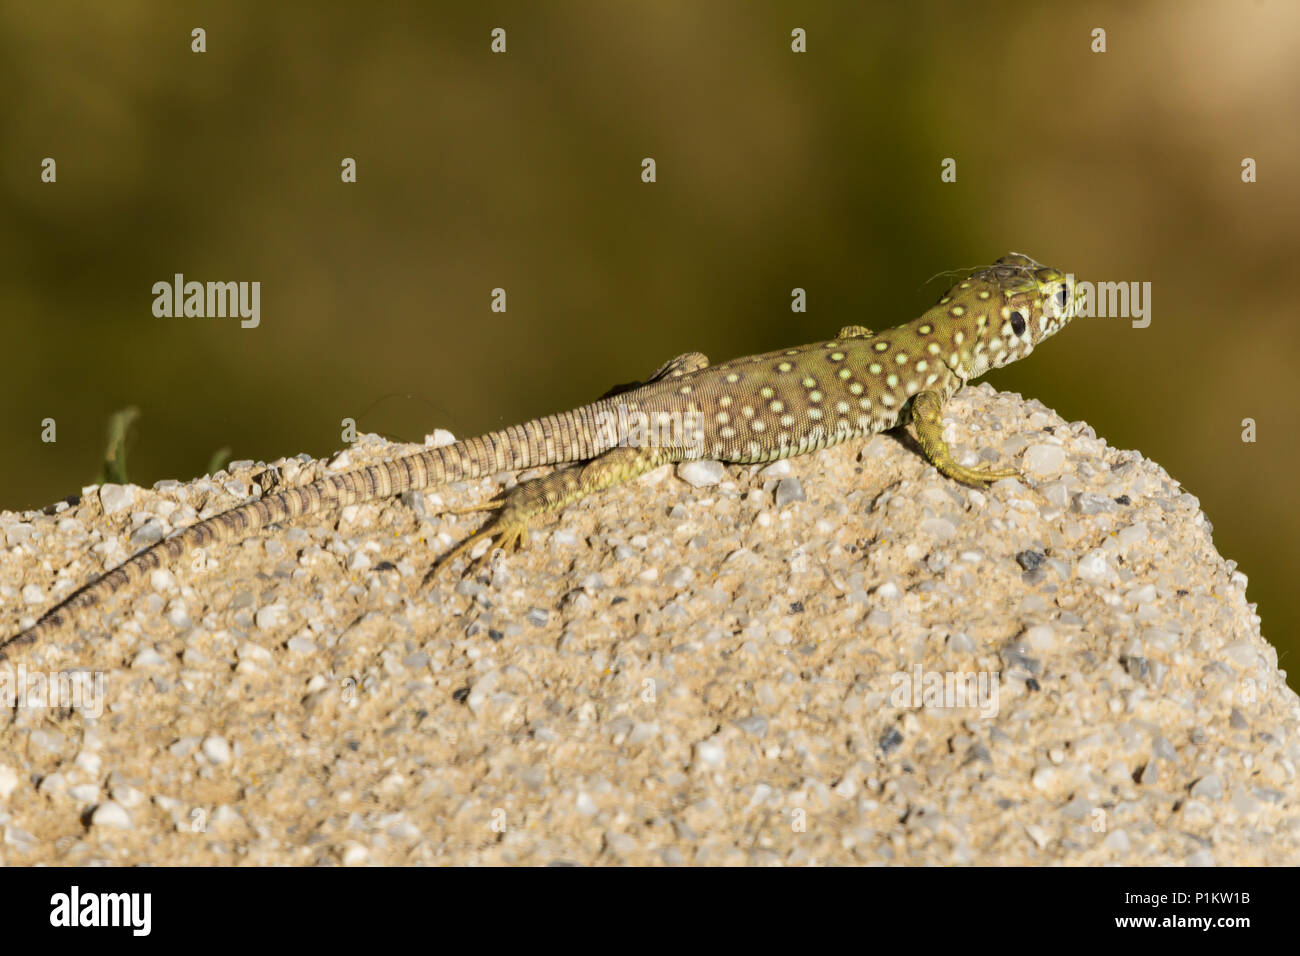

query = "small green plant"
[205,446,232,477]
[97,406,139,485]
[94,407,234,485]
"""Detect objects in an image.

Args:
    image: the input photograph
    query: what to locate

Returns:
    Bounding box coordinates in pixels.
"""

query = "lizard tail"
[1,401,619,660]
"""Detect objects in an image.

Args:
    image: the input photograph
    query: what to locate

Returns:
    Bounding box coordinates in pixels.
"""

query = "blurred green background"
[2,2,1297,679]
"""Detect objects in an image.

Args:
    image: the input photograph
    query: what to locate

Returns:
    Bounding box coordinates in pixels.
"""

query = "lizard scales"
[3,253,1081,659]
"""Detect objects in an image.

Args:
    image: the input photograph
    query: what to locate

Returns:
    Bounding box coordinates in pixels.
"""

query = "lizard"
[1,252,1082,660]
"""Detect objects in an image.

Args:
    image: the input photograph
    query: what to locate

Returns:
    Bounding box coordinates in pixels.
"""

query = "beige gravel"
[0,383,1295,865]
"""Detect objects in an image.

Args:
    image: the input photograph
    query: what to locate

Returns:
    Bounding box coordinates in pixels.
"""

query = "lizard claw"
[422,516,531,586]
[943,463,1020,485]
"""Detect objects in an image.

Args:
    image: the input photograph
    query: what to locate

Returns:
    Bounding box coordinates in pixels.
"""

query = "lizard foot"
[423,512,532,585]
[936,463,1020,485]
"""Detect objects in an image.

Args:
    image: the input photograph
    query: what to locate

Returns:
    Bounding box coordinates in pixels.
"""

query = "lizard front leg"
[837,325,874,339]
[910,388,1019,485]
[601,352,710,398]
[427,445,678,580]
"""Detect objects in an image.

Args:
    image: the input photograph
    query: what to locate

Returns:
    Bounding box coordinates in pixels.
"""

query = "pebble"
[99,484,135,515]
[627,723,659,745]
[132,648,167,669]
[693,738,726,769]
[1103,830,1131,852]
[1021,444,1066,478]
[0,766,21,800]
[28,729,65,757]
[150,569,177,592]
[664,566,694,589]
[1023,625,1057,653]
[1015,550,1045,571]
[255,604,290,629]
[128,521,164,548]
[775,477,805,507]
[1190,774,1223,801]
[90,802,132,829]
[69,783,101,803]
[677,460,725,488]
[919,518,956,540]
[341,843,369,865]
[111,785,145,808]
[1074,549,1118,585]
[5,523,34,547]
[1072,492,1116,515]
[76,751,103,775]
[202,736,233,765]
[875,581,902,601]
[169,737,201,759]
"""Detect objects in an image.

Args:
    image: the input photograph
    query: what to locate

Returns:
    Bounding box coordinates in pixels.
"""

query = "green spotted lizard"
[2,252,1082,659]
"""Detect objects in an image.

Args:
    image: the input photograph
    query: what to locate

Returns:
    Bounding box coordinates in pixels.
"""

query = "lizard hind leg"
[425,445,676,583]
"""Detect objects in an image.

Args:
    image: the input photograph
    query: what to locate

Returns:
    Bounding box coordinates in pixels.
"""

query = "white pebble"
[5,523,34,547]
[202,736,232,765]
[1031,766,1058,791]
[775,477,806,507]
[1222,641,1258,669]
[111,785,145,808]
[69,784,101,804]
[1125,584,1157,605]
[75,751,102,775]
[149,569,177,592]
[1075,549,1118,585]
[99,484,136,515]
[875,581,902,601]
[627,722,659,745]
[237,641,272,664]
[694,737,726,768]
[132,648,167,669]
[919,518,957,540]
[1021,444,1066,478]
[1024,625,1057,653]
[1103,830,1131,852]
[255,604,290,629]
[664,566,694,589]
[678,460,725,488]
[90,801,133,829]
[341,843,369,865]
[1117,522,1149,548]
[0,766,19,800]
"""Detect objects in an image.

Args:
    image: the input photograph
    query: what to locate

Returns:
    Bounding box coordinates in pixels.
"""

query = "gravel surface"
[0,384,1294,865]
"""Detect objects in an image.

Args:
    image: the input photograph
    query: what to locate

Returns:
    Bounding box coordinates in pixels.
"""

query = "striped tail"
[1,401,618,660]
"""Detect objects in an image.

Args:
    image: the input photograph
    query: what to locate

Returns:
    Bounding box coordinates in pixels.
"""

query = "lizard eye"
[1009,310,1027,336]
[1054,288,1070,310]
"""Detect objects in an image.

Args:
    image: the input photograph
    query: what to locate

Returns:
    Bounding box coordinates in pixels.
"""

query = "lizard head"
[933,252,1083,381]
